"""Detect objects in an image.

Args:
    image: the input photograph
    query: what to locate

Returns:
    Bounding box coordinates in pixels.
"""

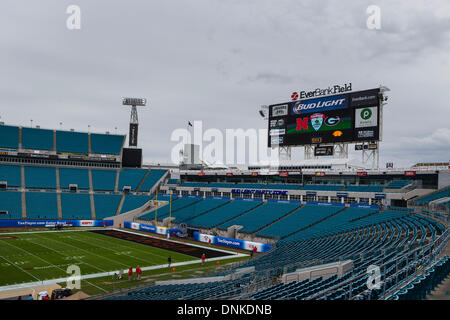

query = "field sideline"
[0,228,247,293]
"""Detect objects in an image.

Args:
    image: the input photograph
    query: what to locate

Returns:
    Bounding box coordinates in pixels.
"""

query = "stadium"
[1,2,449,312]
[0,84,448,302]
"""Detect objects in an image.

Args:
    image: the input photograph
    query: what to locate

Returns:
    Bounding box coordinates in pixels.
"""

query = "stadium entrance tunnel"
[89,229,233,259]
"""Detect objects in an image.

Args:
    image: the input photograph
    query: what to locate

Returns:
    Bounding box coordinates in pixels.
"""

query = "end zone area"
[90,229,235,259]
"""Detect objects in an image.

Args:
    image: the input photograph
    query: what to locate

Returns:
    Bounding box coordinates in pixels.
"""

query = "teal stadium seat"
[0,125,19,149]
[94,194,122,219]
[25,192,58,219]
[219,202,300,233]
[139,169,167,192]
[21,127,54,150]
[118,169,147,191]
[0,191,22,219]
[90,133,124,155]
[187,199,261,228]
[59,168,90,189]
[61,193,92,219]
[56,130,89,154]
[24,166,56,189]
[91,169,118,191]
[120,195,152,213]
[0,164,22,187]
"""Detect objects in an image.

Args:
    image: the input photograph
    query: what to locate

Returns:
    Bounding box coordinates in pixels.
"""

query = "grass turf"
[0,230,199,287]
[65,256,249,296]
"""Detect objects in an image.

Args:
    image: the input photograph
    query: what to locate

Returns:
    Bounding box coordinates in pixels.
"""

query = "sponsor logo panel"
[355,106,378,128]
[271,104,288,117]
[290,94,348,115]
[349,89,379,107]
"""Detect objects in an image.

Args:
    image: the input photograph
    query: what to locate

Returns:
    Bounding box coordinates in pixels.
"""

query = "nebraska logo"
[297,113,325,131]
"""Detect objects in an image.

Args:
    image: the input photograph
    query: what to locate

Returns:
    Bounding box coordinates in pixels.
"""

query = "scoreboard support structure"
[278,146,292,161]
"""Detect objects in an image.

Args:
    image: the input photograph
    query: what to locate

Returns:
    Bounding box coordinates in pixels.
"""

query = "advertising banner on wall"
[123,221,183,237]
[0,219,114,228]
[193,232,273,253]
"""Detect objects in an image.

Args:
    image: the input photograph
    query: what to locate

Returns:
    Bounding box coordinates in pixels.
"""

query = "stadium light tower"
[122,97,147,148]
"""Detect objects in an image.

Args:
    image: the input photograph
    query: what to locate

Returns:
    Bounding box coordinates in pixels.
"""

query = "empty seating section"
[0,191,22,219]
[187,199,261,228]
[107,274,254,300]
[179,182,207,187]
[282,209,398,243]
[168,198,230,223]
[120,195,151,213]
[24,166,56,189]
[21,127,54,150]
[412,188,450,206]
[219,202,300,233]
[166,179,179,185]
[207,182,235,188]
[393,256,450,300]
[59,168,89,189]
[0,164,21,187]
[139,197,201,221]
[257,205,344,239]
[118,169,147,191]
[301,184,344,191]
[0,125,19,149]
[233,183,265,189]
[25,192,58,219]
[264,184,302,190]
[345,185,385,192]
[91,169,117,191]
[61,193,92,219]
[55,130,89,154]
[90,133,124,155]
[139,169,167,192]
[385,180,413,189]
[94,194,122,219]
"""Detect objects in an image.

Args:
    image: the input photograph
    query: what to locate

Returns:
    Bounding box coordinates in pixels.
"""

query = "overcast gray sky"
[1,0,449,168]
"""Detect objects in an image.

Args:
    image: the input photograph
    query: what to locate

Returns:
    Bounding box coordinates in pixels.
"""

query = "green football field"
[0,230,197,288]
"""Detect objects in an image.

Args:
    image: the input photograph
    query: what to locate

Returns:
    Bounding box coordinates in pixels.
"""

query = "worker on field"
[128,267,133,281]
[201,253,206,265]
[136,265,142,280]
[168,256,172,268]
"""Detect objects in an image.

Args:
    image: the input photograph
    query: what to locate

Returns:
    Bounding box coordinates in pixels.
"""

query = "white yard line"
[71,232,168,265]
[0,237,108,293]
[0,255,41,282]
[0,228,249,293]
[27,233,106,273]
[0,253,247,293]
[35,233,131,269]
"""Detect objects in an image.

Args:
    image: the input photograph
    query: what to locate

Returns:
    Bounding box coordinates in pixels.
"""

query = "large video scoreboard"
[268,88,381,147]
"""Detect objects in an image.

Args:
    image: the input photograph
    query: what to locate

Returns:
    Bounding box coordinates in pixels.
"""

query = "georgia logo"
[325,116,341,126]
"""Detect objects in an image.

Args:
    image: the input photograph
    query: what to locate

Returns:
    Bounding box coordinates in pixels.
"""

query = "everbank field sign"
[295,83,352,100]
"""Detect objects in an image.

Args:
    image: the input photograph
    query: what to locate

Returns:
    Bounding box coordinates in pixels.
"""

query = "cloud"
[0,0,449,167]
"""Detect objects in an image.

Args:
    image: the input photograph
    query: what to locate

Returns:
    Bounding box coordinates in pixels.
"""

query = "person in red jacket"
[128,267,133,281]
[201,253,206,265]
[136,265,142,280]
